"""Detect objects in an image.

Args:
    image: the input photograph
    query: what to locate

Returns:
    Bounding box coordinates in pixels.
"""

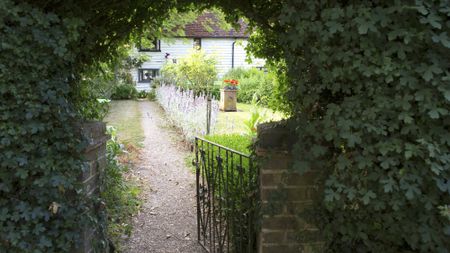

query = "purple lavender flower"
[156,84,219,141]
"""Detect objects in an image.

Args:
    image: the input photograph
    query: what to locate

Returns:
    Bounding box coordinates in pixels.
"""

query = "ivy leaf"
[436,179,450,193]
[381,178,396,193]
[421,12,442,29]
[361,191,376,205]
[373,200,385,211]
[346,188,356,200]
[388,29,404,41]
[416,5,429,15]
[405,185,421,200]
[15,169,28,179]
[428,109,440,119]
[443,90,450,102]
[444,226,450,236]
[325,189,340,202]
[311,144,327,157]
[326,21,343,34]
[337,155,352,170]
[423,69,434,81]
[430,162,443,175]
[355,17,375,35]
[358,22,369,34]
[432,32,450,48]
[346,133,361,148]
[38,236,52,248]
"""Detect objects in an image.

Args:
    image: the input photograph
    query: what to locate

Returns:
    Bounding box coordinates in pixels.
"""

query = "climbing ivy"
[0,2,88,251]
[243,1,450,252]
[0,0,192,251]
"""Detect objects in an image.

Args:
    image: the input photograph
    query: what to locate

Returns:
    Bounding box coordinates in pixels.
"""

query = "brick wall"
[256,122,323,253]
[73,121,109,253]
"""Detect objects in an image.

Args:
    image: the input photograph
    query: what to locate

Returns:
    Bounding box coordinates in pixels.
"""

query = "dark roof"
[181,13,249,38]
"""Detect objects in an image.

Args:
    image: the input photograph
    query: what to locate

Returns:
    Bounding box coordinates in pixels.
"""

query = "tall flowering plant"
[223,79,239,90]
[156,85,219,141]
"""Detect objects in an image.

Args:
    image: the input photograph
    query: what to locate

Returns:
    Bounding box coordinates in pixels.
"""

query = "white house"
[131,13,265,91]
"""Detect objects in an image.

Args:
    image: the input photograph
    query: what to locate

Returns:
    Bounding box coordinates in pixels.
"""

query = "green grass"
[214,102,285,135]
[204,134,253,154]
[103,162,142,250]
[103,101,144,250]
[105,100,144,147]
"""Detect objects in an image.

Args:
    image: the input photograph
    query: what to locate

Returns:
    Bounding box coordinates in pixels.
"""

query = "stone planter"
[219,89,237,111]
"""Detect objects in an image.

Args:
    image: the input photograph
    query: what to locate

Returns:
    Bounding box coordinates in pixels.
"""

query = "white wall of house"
[131,38,265,91]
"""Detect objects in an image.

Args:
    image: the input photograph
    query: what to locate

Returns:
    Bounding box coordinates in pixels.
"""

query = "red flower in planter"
[223,79,239,90]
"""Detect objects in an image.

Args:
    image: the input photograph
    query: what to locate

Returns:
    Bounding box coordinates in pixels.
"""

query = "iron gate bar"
[194,137,258,253]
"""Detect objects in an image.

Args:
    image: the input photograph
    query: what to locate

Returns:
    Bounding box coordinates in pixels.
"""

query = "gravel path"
[124,101,204,253]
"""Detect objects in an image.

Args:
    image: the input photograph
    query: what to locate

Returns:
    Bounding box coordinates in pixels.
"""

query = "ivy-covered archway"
[1,1,449,252]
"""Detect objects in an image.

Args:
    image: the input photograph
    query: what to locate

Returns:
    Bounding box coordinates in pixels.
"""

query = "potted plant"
[220,79,239,111]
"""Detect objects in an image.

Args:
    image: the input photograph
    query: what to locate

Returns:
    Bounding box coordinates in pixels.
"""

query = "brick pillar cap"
[256,120,296,151]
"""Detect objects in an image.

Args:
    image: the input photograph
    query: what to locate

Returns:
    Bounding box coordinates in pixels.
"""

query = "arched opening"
[1,1,449,253]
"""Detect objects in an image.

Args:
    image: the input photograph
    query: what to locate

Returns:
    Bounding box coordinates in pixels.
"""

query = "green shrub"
[74,75,112,121]
[243,97,269,136]
[111,84,138,100]
[152,76,165,87]
[147,90,156,101]
[160,50,218,95]
[222,67,275,106]
[210,81,221,99]
[137,90,148,99]
[102,127,141,250]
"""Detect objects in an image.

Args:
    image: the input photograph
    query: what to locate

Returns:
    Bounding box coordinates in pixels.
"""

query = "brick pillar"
[256,122,323,253]
[73,121,109,253]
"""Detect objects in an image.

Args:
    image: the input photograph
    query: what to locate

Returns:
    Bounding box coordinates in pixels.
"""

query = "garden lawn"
[204,134,253,154]
[213,102,286,135]
[105,100,145,147]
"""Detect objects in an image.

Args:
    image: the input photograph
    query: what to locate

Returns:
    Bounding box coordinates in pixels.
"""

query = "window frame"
[193,38,202,50]
[138,38,161,52]
[138,68,159,83]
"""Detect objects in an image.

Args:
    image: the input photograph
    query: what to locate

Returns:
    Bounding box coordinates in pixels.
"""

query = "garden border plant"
[1,0,449,252]
[102,126,142,250]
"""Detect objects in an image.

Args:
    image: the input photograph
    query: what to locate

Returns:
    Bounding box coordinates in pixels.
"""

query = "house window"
[193,38,201,50]
[138,38,160,52]
[138,69,159,83]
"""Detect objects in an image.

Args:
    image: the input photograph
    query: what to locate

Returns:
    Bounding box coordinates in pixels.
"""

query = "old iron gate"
[194,137,258,253]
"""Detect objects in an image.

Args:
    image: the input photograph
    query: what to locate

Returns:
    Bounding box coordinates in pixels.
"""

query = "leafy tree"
[139,7,233,50]
[178,50,218,94]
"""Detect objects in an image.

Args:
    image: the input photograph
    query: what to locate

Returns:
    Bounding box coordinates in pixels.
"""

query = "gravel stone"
[124,101,204,253]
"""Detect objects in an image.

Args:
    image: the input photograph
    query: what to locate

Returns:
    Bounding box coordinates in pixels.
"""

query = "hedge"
[242,1,450,251]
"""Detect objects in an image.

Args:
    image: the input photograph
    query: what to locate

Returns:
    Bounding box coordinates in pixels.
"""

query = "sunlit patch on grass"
[214,103,286,135]
[105,100,145,147]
